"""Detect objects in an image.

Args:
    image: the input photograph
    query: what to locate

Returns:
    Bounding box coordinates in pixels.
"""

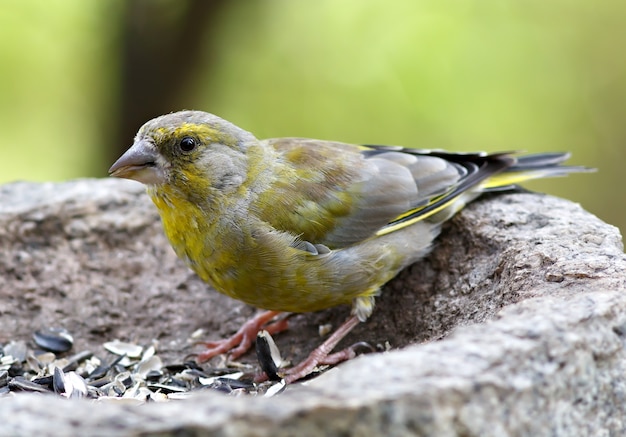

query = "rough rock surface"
[0,179,624,436]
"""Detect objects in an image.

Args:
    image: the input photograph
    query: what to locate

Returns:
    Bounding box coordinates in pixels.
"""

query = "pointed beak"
[109,140,165,185]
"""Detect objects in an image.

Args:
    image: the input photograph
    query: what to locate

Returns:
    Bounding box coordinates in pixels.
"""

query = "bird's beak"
[109,140,165,185]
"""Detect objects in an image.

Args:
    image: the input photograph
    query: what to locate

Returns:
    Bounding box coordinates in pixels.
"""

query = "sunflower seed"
[8,376,50,393]
[103,340,143,358]
[33,327,74,353]
[264,379,286,397]
[3,341,27,362]
[255,330,283,381]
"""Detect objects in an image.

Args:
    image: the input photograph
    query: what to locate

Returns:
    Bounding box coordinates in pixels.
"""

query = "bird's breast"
[147,187,409,313]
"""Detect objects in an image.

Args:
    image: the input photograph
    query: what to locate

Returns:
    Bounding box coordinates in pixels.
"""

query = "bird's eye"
[179,137,196,152]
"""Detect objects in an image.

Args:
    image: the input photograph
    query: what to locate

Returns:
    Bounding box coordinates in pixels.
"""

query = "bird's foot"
[197,310,288,362]
[281,315,362,384]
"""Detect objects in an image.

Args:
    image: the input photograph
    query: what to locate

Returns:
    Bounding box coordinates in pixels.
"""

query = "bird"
[109,110,589,382]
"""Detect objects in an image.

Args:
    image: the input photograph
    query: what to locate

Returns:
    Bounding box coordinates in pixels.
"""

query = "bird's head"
[109,111,257,198]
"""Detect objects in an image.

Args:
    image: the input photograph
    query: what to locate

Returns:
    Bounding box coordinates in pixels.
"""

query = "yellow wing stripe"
[376,169,571,237]
[480,170,551,189]
[375,194,461,237]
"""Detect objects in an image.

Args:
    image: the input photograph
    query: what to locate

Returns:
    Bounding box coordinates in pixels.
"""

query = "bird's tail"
[481,152,593,192]
[376,151,593,236]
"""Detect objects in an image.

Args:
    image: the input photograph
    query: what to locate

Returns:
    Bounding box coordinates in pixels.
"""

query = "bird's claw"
[196,310,288,362]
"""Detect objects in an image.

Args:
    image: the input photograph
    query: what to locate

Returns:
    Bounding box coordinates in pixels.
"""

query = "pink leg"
[283,315,361,384]
[197,310,287,362]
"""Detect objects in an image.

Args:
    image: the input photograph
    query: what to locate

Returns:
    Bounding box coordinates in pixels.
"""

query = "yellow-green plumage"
[109,110,589,323]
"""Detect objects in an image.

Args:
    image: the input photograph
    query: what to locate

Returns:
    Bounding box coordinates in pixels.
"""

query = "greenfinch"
[109,110,588,382]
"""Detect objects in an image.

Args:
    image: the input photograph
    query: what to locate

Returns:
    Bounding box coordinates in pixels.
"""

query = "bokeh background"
[1,0,624,235]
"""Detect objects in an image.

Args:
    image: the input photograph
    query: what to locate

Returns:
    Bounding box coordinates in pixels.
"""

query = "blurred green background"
[1,0,624,236]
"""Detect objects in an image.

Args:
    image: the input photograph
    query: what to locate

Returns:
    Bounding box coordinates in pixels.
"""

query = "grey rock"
[0,179,624,436]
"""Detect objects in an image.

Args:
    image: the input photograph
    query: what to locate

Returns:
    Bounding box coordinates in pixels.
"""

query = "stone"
[0,179,624,435]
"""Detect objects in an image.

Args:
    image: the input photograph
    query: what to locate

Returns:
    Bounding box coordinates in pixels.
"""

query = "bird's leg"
[197,310,288,362]
[282,315,361,384]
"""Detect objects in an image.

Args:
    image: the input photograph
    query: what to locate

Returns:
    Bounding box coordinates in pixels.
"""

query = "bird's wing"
[253,138,513,249]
